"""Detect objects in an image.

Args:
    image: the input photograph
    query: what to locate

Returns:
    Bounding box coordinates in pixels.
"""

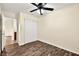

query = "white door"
[24,19,37,43]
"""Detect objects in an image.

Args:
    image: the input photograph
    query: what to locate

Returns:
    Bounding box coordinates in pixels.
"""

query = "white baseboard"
[38,39,79,55]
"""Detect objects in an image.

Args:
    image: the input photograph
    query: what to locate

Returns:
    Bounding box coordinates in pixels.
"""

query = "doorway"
[2,16,17,49]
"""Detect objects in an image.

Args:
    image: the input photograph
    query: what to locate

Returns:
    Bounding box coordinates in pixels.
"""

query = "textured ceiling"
[0,3,75,16]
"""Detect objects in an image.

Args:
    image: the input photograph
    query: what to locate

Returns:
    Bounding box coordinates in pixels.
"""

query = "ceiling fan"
[30,3,54,15]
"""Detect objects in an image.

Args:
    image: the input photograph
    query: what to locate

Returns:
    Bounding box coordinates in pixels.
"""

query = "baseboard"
[38,39,79,55]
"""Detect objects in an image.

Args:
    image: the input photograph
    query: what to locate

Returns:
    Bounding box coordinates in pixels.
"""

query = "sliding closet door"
[24,19,37,43]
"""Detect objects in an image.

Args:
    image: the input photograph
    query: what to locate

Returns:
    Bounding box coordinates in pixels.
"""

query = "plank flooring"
[2,40,79,56]
[0,50,1,56]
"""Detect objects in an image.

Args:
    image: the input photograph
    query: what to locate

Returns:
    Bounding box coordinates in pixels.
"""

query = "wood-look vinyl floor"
[2,40,79,56]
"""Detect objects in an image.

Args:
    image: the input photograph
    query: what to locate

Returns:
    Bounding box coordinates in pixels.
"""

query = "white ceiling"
[0,3,75,16]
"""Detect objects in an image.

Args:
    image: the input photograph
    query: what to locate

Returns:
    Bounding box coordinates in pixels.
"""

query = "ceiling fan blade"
[38,3,42,6]
[39,9,43,15]
[30,9,38,12]
[43,7,54,11]
[31,3,38,7]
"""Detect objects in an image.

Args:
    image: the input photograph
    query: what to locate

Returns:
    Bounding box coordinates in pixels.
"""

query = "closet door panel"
[24,19,37,43]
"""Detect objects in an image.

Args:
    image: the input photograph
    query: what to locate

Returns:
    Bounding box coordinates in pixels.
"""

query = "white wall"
[38,4,79,54]
[2,11,16,19]
[4,17,14,36]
